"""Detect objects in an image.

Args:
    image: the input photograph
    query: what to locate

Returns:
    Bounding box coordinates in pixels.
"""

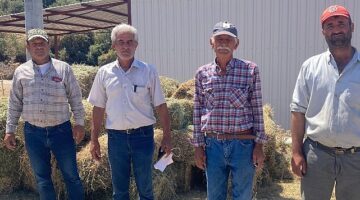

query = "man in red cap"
[291,5,360,200]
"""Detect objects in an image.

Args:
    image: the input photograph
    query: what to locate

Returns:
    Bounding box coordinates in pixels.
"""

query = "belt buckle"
[125,129,131,134]
[334,148,345,155]
[213,131,223,140]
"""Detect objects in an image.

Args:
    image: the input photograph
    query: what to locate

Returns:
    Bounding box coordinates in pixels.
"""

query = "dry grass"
[159,76,180,98]
[71,64,98,99]
[171,79,195,100]
[0,80,11,97]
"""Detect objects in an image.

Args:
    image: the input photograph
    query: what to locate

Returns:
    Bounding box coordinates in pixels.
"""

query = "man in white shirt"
[87,24,172,200]
[290,5,360,200]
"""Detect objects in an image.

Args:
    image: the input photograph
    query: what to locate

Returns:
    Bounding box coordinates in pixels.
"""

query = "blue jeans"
[24,121,84,200]
[205,137,255,200]
[107,125,155,200]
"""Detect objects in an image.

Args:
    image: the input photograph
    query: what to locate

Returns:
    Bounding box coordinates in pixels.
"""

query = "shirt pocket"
[344,82,360,109]
[22,79,37,96]
[228,86,250,108]
[132,85,151,104]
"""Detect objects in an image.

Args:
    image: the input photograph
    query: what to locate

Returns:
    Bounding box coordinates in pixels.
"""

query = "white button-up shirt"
[290,49,360,148]
[88,59,165,130]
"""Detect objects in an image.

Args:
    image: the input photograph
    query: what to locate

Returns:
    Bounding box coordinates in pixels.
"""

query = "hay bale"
[77,135,112,199]
[177,99,193,126]
[254,104,292,189]
[159,76,180,98]
[72,65,98,99]
[154,98,193,130]
[0,140,24,194]
[154,128,194,193]
[171,79,195,100]
[0,98,23,193]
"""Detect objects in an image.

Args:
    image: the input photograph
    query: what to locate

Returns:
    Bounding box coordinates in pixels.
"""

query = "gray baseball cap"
[212,21,238,38]
[27,28,49,42]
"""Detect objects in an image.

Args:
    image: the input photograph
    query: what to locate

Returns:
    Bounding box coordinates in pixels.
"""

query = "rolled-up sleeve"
[290,63,309,114]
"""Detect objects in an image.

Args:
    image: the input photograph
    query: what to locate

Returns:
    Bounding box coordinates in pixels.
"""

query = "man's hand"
[194,146,206,170]
[90,139,101,162]
[291,152,306,177]
[72,125,85,144]
[253,143,265,170]
[161,132,172,156]
[3,133,16,150]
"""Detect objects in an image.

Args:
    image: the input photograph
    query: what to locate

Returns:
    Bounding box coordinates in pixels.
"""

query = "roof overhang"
[0,0,130,36]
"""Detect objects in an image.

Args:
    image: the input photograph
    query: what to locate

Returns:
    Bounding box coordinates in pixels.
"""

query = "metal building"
[131,0,360,129]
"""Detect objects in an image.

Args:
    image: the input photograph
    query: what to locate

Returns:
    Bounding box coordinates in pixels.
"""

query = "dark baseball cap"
[212,21,237,38]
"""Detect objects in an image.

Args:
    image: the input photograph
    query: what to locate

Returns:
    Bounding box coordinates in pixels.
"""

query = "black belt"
[307,138,360,155]
[108,125,153,134]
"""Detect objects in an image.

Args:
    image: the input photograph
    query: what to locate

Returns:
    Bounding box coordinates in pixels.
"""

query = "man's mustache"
[216,46,231,51]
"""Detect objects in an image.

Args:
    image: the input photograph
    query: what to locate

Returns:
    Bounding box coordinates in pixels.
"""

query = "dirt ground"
[0,179,303,200]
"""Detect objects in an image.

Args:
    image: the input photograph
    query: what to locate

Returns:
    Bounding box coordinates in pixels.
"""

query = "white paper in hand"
[154,152,174,172]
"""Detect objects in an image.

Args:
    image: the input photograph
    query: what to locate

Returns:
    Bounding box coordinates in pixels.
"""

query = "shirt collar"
[32,58,52,68]
[114,58,141,70]
[325,48,360,64]
[212,57,235,72]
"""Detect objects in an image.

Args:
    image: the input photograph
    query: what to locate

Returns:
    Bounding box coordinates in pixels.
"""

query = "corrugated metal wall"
[131,0,360,129]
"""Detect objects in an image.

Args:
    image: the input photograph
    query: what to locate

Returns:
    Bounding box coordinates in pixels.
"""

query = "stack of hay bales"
[0,71,293,199]
[254,104,293,188]
[171,79,195,100]
[77,135,112,199]
[159,76,180,98]
[76,133,178,200]
[72,65,98,99]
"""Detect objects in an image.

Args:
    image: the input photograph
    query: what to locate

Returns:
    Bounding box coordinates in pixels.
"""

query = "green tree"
[0,33,8,61]
[59,33,94,64]
[43,0,56,8]
[86,30,111,66]
[0,0,24,14]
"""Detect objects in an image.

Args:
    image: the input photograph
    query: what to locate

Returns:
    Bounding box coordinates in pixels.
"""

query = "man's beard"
[326,32,352,48]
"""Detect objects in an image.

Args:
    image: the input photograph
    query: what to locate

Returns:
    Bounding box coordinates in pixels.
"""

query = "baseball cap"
[27,28,49,42]
[321,5,350,25]
[212,21,238,38]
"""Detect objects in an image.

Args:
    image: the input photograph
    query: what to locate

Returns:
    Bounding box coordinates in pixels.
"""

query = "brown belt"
[205,129,255,140]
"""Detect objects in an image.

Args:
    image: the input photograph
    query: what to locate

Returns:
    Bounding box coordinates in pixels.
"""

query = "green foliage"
[59,33,94,64]
[0,33,8,62]
[48,0,92,7]
[0,0,24,14]
[98,49,117,66]
[86,31,111,66]
[48,0,80,7]
[0,34,26,63]
[43,0,57,8]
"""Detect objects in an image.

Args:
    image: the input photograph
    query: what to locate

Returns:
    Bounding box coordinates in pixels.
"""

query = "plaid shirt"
[6,58,85,133]
[192,58,267,147]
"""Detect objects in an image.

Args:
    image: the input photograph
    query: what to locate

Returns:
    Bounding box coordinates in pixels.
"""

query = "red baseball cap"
[321,5,350,25]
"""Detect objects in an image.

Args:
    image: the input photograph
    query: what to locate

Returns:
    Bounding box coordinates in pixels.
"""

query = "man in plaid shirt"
[192,21,267,200]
